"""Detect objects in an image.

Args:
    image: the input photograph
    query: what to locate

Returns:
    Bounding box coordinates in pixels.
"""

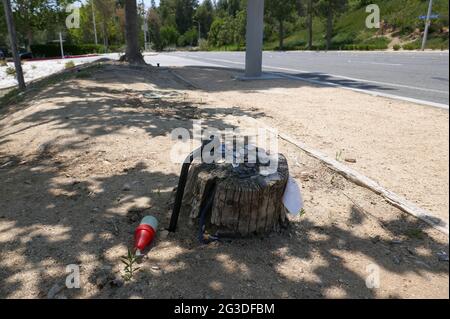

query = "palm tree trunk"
[124,0,145,64]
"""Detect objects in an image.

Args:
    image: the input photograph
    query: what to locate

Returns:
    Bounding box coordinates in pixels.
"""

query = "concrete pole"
[421,0,433,51]
[59,32,65,59]
[245,0,265,78]
[2,0,25,89]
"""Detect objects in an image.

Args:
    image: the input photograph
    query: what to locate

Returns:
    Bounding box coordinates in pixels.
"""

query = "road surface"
[145,51,449,108]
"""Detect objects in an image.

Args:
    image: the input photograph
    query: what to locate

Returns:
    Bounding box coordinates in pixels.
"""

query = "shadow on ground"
[167,65,397,93]
[0,62,448,299]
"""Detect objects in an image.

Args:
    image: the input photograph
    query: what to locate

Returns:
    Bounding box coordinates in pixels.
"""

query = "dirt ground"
[0,62,448,299]
[174,66,449,227]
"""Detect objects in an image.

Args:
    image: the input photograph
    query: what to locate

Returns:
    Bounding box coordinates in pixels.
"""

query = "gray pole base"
[245,0,265,78]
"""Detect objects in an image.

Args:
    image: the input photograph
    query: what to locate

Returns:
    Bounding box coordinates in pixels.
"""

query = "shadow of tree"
[0,62,448,299]
[165,65,397,93]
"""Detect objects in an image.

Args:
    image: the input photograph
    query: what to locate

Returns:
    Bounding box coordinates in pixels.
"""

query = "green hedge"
[30,44,122,58]
[340,44,388,51]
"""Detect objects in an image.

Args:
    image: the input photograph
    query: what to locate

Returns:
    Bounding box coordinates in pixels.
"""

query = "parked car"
[19,49,33,60]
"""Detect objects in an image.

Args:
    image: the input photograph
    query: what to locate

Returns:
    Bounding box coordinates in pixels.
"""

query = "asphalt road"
[147,51,449,108]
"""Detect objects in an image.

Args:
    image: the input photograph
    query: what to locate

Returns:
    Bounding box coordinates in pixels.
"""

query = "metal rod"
[421,0,433,51]
[59,32,65,59]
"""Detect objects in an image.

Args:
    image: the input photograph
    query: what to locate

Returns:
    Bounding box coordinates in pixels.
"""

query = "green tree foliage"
[194,0,213,38]
[175,0,197,34]
[208,9,245,48]
[0,4,7,47]
[265,0,297,50]
[316,0,348,49]
[148,7,163,50]
[1,0,449,53]
[160,25,179,47]
[12,0,70,50]
[178,27,198,46]
[67,0,124,48]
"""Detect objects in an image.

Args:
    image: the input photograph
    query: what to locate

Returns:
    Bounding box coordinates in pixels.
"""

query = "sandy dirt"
[0,62,448,299]
[174,66,449,228]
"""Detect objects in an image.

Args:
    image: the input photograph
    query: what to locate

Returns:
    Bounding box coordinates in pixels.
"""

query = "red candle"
[134,216,158,256]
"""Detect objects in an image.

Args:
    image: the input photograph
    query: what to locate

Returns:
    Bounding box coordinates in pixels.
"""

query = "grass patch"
[404,228,425,240]
[402,39,421,50]
[0,60,7,67]
[64,61,75,69]
[75,70,93,79]
[0,88,24,106]
[5,67,16,76]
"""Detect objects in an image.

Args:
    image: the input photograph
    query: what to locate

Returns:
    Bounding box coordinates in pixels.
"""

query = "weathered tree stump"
[182,154,289,237]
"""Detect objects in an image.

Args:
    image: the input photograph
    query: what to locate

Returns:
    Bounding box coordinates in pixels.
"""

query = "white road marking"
[168,53,450,109]
[370,62,403,66]
[179,55,447,94]
[276,73,449,110]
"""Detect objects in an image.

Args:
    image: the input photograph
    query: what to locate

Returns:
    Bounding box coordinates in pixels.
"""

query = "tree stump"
[182,154,289,237]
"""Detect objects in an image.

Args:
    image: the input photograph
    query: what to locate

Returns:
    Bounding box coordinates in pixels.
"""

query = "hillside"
[263,0,449,51]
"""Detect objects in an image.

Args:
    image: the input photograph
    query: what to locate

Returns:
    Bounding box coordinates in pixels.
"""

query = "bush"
[108,45,125,53]
[5,66,16,76]
[198,39,210,51]
[361,36,390,49]
[178,28,198,47]
[30,44,106,58]
[64,61,75,69]
[393,44,401,51]
[402,39,421,50]
[0,59,7,67]
[160,26,180,48]
[276,39,306,51]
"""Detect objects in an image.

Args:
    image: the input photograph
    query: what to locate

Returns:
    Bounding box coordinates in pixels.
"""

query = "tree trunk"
[103,21,109,51]
[2,0,25,89]
[307,0,313,49]
[326,6,333,50]
[26,28,33,52]
[278,19,284,50]
[182,154,289,237]
[124,0,145,64]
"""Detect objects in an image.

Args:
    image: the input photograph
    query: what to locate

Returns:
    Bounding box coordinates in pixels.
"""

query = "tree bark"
[278,19,284,50]
[26,27,33,52]
[103,21,109,51]
[2,0,25,89]
[124,0,145,64]
[182,154,290,237]
[326,6,333,50]
[307,0,313,49]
